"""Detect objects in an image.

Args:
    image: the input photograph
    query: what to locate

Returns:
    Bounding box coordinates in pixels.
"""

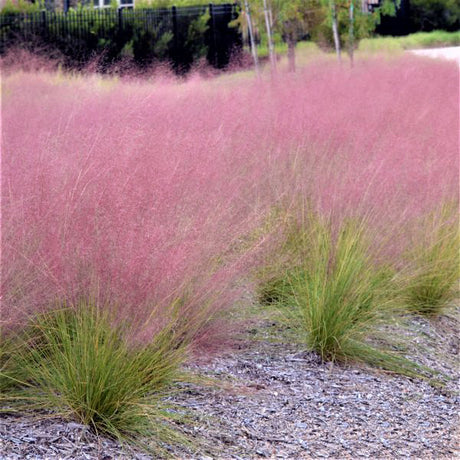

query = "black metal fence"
[0,4,241,72]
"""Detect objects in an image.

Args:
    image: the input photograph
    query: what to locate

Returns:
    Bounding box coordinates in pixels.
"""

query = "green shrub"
[398,30,460,48]
[358,30,460,53]
[0,0,44,14]
[1,300,189,450]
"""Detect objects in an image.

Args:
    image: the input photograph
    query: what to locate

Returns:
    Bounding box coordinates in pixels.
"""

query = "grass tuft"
[284,214,391,361]
[2,300,189,451]
[401,203,460,317]
[259,210,425,377]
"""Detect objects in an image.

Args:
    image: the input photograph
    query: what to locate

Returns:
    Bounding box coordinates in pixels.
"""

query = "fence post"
[172,5,178,67]
[41,10,48,40]
[118,7,123,32]
[208,3,217,66]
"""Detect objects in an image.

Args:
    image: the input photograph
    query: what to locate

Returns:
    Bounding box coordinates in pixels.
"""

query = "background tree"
[321,0,398,63]
[409,0,460,32]
[234,0,324,72]
[242,0,398,71]
[270,0,324,71]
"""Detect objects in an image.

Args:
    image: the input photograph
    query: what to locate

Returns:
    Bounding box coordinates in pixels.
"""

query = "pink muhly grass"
[0,48,64,75]
[2,55,458,347]
[2,72,269,342]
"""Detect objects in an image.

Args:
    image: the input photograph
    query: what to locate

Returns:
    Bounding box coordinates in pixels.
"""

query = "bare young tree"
[262,0,277,72]
[348,0,355,67]
[330,0,342,63]
[268,0,324,72]
[244,0,261,77]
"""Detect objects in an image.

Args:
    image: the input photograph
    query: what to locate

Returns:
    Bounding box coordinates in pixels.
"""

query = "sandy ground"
[408,46,460,65]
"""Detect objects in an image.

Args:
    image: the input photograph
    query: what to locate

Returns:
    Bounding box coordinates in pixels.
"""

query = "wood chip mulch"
[1,311,458,459]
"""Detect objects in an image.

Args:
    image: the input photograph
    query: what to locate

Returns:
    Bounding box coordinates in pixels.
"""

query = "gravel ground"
[1,310,458,459]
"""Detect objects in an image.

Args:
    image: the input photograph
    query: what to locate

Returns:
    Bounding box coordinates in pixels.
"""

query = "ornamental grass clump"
[278,214,389,360]
[261,210,423,377]
[0,337,24,394]
[2,299,188,451]
[401,203,460,317]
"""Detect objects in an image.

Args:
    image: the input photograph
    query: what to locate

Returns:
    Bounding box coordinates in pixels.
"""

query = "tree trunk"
[268,4,274,32]
[263,0,276,73]
[330,0,341,63]
[244,0,260,77]
[349,0,354,67]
